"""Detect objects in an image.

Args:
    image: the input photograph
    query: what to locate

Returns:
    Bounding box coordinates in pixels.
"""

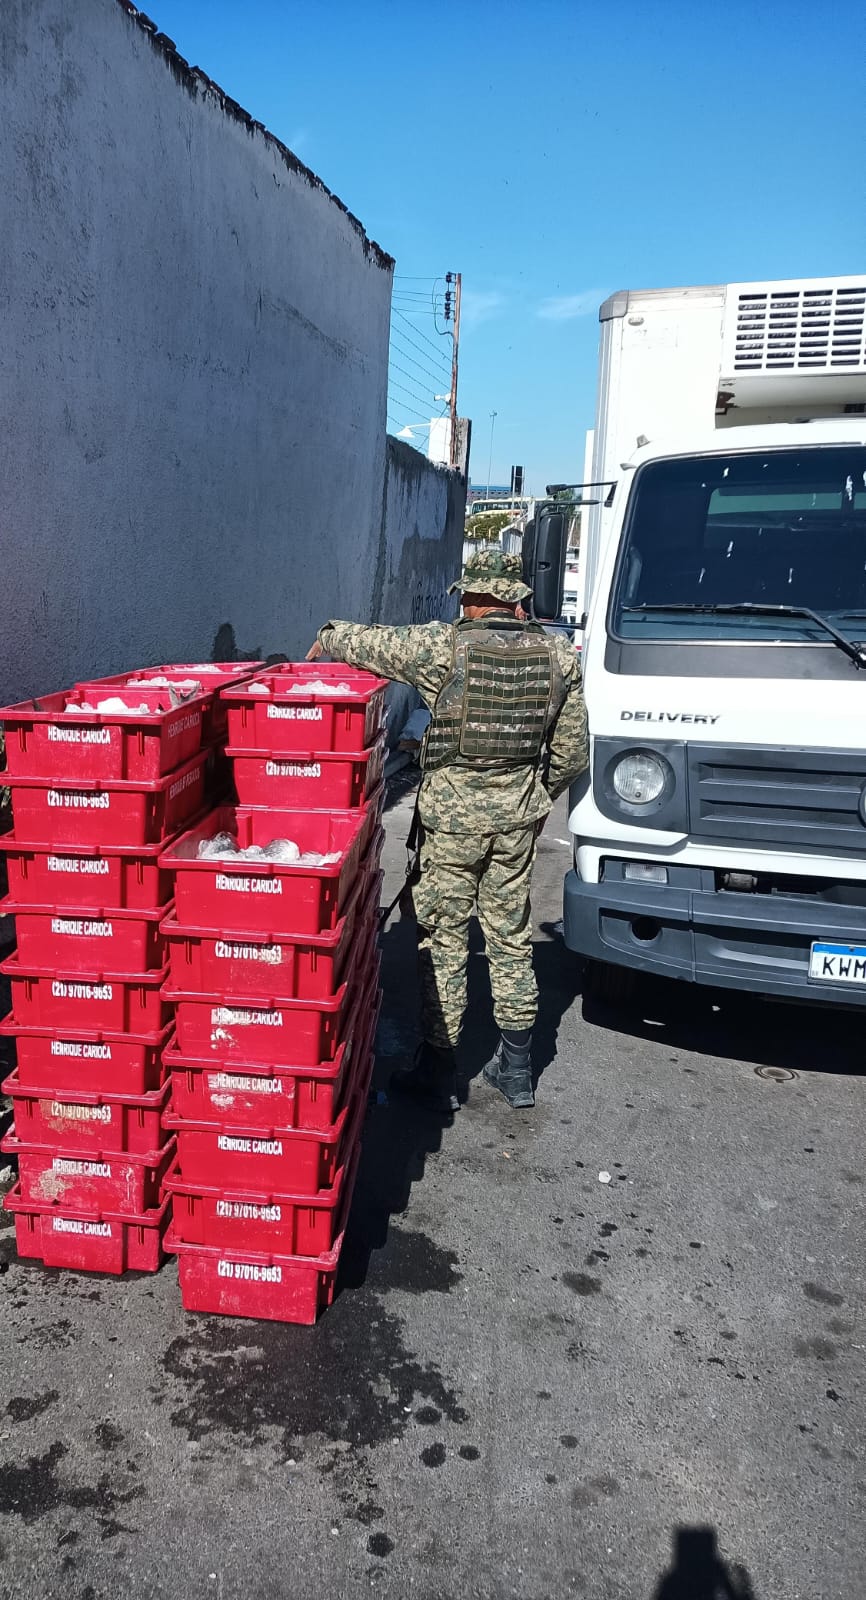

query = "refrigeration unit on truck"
[558,274,866,1005]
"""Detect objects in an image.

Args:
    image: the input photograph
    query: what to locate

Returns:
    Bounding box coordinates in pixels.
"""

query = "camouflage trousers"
[412,825,539,1050]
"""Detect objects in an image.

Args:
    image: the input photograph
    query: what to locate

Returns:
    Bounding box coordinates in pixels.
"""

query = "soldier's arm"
[545,661,589,800]
[317,620,450,703]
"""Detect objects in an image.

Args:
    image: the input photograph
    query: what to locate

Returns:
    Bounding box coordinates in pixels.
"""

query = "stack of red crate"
[75,662,264,803]
[159,663,386,1324]
[0,674,233,1274]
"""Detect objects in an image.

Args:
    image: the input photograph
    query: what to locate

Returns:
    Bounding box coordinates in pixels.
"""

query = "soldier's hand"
[305,641,324,661]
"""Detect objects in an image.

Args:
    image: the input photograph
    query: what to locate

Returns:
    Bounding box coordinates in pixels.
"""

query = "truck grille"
[688,744,866,855]
[732,282,866,372]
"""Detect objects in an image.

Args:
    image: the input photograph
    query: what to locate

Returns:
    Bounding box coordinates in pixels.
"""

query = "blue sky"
[155,0,864,493]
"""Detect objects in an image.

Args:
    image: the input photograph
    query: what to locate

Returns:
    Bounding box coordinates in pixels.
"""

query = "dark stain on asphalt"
[803,1282,844,1308]
[421,1443,446,1468]
[158,1284,468,1524]
[367,1532,394,1558]
[563,1273,602,1297]
[826,1389,842,1403]
[350,1501,385,1525]
[415,1407,441,1425]
[0,1441,144,1532]
[375,1229,462,1295]
[585,1250,609,1266]
[599,1223,618,1237]
[635,1248,649,1259]
[94,1423,124,1451]
[7,1391,59,1423]
[16,1318,78,1353]
[572,1475,620,1510]
[459,1446,480,1461]
[794,1337,837,1361]
[560,1435,579,1449]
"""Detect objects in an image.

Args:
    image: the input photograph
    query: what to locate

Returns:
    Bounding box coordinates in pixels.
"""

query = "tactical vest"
[422,617,567,774]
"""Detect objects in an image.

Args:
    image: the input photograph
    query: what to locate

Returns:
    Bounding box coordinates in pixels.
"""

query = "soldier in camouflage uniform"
[310,548,588,1113]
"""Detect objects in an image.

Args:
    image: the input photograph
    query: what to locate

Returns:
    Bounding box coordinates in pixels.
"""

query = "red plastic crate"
[0,830,179,912]
[228,736,385,812]
[223,664,388,756]
[79,663,263,745]
[164,969,380,1133]
[163,1088,353,1195]
[3,1071,171,1156]
[7,752,208,848]
[166,1226,345,1324]
[160,804,367,936]
[2,1132,176,1212]
[161,868,381,1000]
[2,956,171,1033]
[1,686,206,782]
[3,1184,171,1275]
[2,897,168,972]
[0,1018,170,1095]
[235,782,384,875]
[163,980,349,1066]
[165,1091,366,1257]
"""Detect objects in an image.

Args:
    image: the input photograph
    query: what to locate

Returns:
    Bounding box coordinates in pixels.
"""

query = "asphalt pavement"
[0,779,863,1600]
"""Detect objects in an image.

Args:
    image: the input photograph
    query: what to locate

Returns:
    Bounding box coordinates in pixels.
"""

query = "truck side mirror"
[523,508,567,619]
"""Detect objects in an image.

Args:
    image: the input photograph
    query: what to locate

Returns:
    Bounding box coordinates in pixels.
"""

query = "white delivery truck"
[562,274,866,1005]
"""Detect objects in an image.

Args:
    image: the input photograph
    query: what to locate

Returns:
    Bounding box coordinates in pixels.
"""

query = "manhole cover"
[754,1065,798,1083]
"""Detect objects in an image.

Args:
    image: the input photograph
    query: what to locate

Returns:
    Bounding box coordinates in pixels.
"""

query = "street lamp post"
[486,411,497,500]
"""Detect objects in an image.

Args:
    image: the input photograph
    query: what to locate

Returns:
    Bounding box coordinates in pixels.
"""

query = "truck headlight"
[593,737,686,829]
[612,751,667,805]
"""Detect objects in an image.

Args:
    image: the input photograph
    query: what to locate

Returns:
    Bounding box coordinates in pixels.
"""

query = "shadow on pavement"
[339,907,583,1294]
[651,1525,759,1599]
[582,969,864,1078]
[337,912,447,1294]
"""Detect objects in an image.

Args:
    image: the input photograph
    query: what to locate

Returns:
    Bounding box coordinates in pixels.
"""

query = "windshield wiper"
[621,602,866,669]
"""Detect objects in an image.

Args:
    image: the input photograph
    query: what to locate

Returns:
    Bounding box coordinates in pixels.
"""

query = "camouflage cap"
[448,547,532,602]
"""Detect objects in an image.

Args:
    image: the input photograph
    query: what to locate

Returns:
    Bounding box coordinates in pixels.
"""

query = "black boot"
[483,1028,535,1108]
[390,1041,459,1114]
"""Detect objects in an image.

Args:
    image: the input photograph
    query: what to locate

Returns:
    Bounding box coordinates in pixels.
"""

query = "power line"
[388,335,449,390]
[388,357,443,403]
[388,416,431,432]
[391,305,452,358]
[388,376,436,411]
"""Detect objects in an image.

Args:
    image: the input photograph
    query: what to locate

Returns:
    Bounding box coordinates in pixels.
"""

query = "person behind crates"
[307,548,588,1114]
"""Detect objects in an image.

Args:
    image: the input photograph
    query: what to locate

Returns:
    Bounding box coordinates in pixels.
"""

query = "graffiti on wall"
[410,588,449,624]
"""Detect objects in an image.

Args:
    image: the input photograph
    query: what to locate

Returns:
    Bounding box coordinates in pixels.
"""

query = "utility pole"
[486,410,497,500]
[446,271,462,469]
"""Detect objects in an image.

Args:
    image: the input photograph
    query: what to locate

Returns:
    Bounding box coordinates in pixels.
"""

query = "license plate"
[808,942,866,985]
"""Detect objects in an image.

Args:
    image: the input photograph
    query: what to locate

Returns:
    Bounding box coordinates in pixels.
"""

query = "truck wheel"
[582,959,639,1007]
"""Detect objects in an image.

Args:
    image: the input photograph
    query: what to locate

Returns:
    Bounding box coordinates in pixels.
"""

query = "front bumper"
[563,869,866,1005]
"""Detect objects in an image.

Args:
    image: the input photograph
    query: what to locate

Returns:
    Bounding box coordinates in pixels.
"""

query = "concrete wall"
[370,437,464,739]
[1,0,396,705]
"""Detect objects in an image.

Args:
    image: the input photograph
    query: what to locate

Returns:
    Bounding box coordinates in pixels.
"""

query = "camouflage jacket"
[317,617,588,833]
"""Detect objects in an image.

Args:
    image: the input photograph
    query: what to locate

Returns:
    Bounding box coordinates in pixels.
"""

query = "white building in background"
[427,416,451,465]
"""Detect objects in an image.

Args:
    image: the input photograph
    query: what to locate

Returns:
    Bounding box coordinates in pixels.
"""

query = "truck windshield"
[611,446,866,643]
